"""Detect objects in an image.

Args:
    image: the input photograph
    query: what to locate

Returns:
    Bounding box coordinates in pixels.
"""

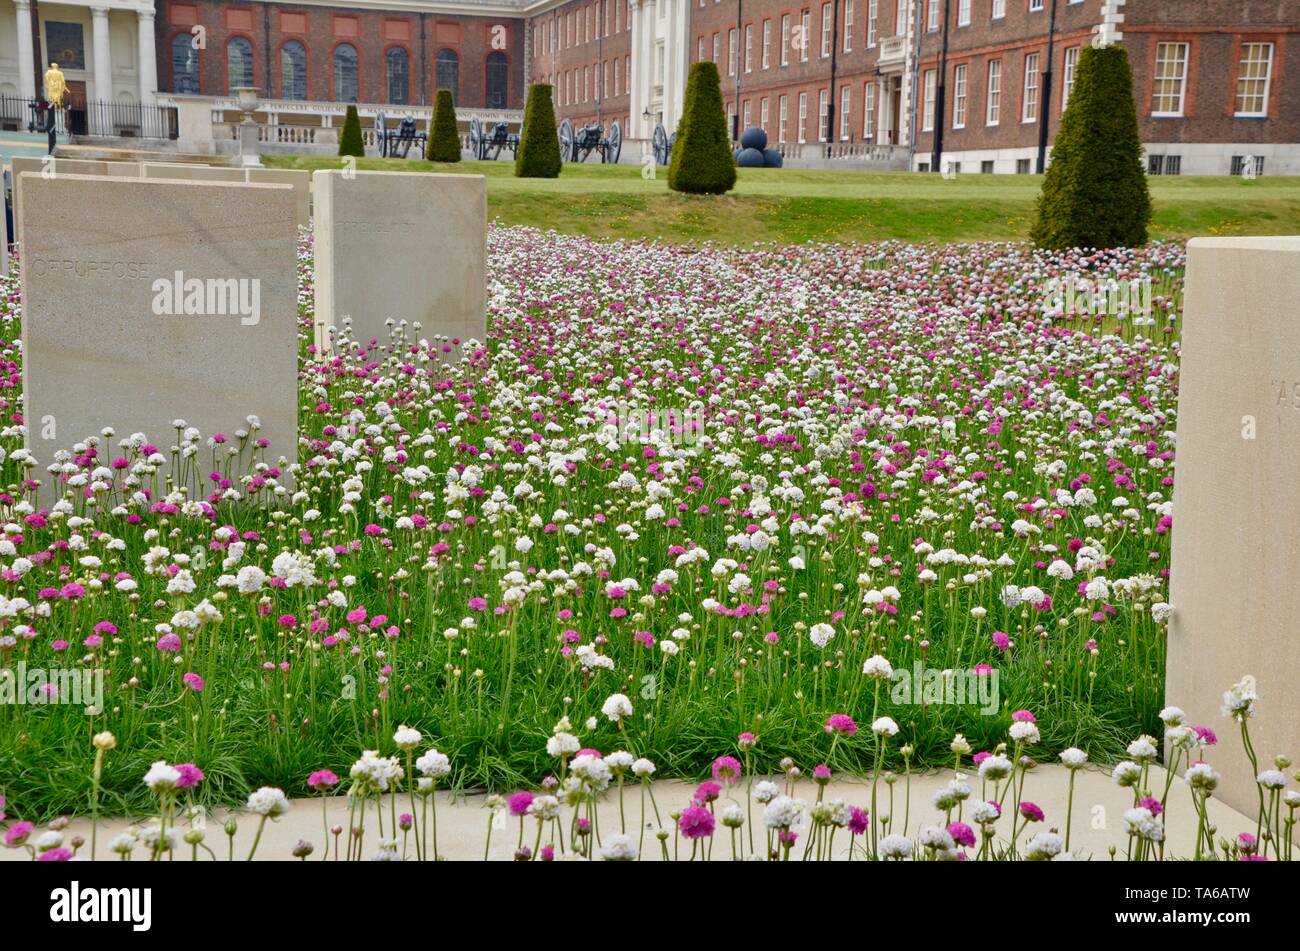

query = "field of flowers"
[0,231,1185,821]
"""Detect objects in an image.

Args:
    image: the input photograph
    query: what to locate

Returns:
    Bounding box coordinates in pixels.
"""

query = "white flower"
[871,716,899,737]
[969,801,1000,825]
[719,801,745,828]
[1024,831,1064,860]
[1059,747,1088,769]
[1126,735,1158,761]
[1009,721,1040,745]
[547,732,580,757]
[1185,763,1219,792]
[143,760,181,793]
[763,795,803,830]
[1111,761,1142,788]
[632,757,657,778]
[919,825,956,852]
[599,833,638,861]
[879,834,914,859]
[246,786,291,817]
[416,748,451,779]
[1257,770,1287,790]
[601,692,634,722]
[752,780,780,803]
[605,750,635,773]
[808,622,835,648]
[393,725,422,750]
[1123,807,1164,842]
[1220,678,1257,720]
[978,754,1013,781]
[862,655,894,680]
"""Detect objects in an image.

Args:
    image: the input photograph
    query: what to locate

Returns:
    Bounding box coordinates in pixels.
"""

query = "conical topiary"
[1030,44,1152,249]
[667,61,736,195]
[428,88,461,162]
[514,84,562,178]
[338,104,365,158]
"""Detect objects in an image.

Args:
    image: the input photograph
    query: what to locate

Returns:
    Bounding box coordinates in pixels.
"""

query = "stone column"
[91,5,113,135]
[627,0,641,138]
[15,0,36,101]
[137,5,159,106]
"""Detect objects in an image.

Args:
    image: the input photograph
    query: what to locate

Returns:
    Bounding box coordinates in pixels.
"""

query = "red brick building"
[157,0,526,110]
[528,0,633,132]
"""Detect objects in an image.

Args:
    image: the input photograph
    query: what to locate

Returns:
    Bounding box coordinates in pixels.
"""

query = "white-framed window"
[927,0,939,32]
[698,36,706,62]
[818,88,830,141]
[613,59,619,96]
[797,92,808,142]
[1062,46,1079,111]
[1022,52,1040,122]
[1030,0,1044,10]
[1152,41,1189,116]
[779,94,789,141]
[781,15,791,65]
[729,28,737,76]
[743,99,751,128]
[840,84,851,139]
[922,68,936,130]
[958,0,971,27]
[584,66,590,101]
[895,0,906,36]
[844,0,854,51]
[1235,42,1273,116]
[986,59,1001,124]
[864,81,875,138]
[745,24,753,72]
[992,0,1005,18]
[821,3,832,57]
[760,96,769,130]
[867,0,878,47]
[801,9,811,62]
[953,63,967,127]
[762,19,772,69]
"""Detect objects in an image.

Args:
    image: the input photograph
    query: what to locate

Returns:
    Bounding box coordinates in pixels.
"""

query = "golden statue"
[44,63,67,108]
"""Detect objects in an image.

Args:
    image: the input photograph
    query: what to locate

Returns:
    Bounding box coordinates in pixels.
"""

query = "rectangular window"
[864,81,875,138]
[745,24,753,72]
[1231,154,1264,176]
[927,0,938,32]
[729,29,737,76]
[992,0,1005,17]
[1016,158,1031,174]
[895,0,905,35]
[699,36,705,62]
[840,84,851,139]
[922,69,936,130]
[760,96,769,130]
[1151,42,1188,116]
[1022,52,1040,122]
[762,20,771,68]
[1030,0,1044,10]
[844,0,853,51]
[781,15,791,65]
[981,160,994,173]
[801,10,811,62]
[821,3,831,57]
[1235,42,1273,116]
[953,64,967,127]
[818,88,830,141]
[958,0,970,27]
[779,94,789,141]
[1062,46,1079,111]
[713,33,720,63]
[868,0,877,47]
[798,91,808,142]
[987,59,1001,124]
[743,99,752,129]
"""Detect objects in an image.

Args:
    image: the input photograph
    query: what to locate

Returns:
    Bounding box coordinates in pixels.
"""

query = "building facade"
[1,0,1295,172]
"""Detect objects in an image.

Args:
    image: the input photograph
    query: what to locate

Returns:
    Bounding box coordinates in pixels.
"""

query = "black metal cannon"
[651,123,675,166]
[558,117,622,164]
[375,111,427,158]
[468,116,520,160]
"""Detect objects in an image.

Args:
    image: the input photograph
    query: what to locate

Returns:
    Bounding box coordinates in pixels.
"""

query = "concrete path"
[0,765,1262,861]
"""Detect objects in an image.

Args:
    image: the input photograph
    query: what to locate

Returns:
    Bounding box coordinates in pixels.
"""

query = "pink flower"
[694,780,721,804]
[947,822,976,847]
[182,672,205,692]
[678,804,716,839]
[1018,801,1044,822]
[1010,709,1036,723]
[37,848,74,861]
[992,630,1011,651]
[848,806,869,835]
[711,756,743,786]
[308,770,340,790]
[825,713,858,736]
[156,633,182,653]
[4,821,34,847]
[175,763,205,789]
[508,790,534,816]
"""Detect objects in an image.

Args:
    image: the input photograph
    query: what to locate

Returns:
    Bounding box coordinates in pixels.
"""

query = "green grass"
[267,154,1300,244]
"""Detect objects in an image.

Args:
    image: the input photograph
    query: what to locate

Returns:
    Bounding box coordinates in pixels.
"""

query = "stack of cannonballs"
[733,127,784,168]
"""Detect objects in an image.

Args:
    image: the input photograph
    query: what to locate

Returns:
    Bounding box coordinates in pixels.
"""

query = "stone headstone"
[17,173,299,505]
[142,163,311,229]
[1167,236,1300,819]
[11,157,143,247]
[311,169,485,355]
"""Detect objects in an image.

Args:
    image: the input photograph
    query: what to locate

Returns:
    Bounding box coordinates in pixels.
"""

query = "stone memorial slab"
[1168,236,1300,819]
[311,169,485,354]
[11,157,142,246]
[143,163,311,229]
[18,173,299,505]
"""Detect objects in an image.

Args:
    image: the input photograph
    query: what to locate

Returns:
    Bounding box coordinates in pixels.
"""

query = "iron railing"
[0,95,178,140]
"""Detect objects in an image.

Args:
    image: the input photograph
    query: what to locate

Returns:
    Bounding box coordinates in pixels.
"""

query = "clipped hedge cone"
[428,88,462,162]
[515,84,562,179]
[668,62,737,195]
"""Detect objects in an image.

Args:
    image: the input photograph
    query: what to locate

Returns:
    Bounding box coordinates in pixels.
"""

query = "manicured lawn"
[266,153,1300,244]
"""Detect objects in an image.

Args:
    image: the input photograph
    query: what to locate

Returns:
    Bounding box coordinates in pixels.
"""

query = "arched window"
[386,47,409,104]
[334,43,358,102]
[436,48,459,101]
[172,33,200,94]
[486,51,508,109]
[280,41,306,100]
[226,37,254,94]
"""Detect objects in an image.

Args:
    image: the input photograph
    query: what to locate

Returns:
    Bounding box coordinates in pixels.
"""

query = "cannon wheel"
[652,123,669,165]
[558,118,575,162]
[606,120,622,165]
[376,111,388,157]
[468,116,483,160]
